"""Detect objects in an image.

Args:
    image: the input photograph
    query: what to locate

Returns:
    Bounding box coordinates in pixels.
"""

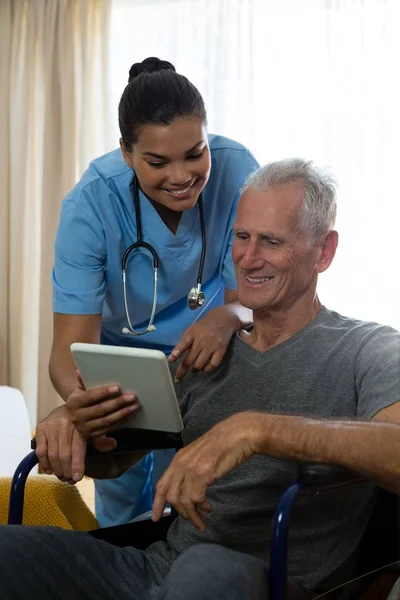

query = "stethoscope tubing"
[121,176,206,336]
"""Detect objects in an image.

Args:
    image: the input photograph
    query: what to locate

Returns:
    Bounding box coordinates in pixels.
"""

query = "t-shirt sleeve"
[355,325,400,420]
[52,191,106,314]
[222,151,259,290]
[169,360,198,419]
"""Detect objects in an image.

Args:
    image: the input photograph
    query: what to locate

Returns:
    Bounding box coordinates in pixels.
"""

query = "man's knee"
[175,543,247,574]
[0,524,83,571]
[159,543,269,600]
[0,525,59,555]
[0,525,31,554]
[0,525,44,580]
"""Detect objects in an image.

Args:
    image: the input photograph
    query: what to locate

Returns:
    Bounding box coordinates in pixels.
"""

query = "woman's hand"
[169,305,241,382]
[67,371,140,439]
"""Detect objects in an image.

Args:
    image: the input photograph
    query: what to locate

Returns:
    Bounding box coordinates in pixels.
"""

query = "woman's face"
[121,117,211,212]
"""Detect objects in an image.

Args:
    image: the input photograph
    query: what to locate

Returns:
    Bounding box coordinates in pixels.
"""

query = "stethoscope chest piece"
[188,284,205,310]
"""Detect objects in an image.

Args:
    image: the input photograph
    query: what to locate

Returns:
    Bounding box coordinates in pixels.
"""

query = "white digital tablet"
[70,343,183,434]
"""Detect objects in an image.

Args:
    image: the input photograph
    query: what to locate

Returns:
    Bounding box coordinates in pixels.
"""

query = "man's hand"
[35,371,140,483]
[152,413,259,531]
[168,306,241,382]
[35,405,88,483]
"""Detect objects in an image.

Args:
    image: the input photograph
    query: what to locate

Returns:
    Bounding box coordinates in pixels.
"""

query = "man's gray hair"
[242,158,337,245]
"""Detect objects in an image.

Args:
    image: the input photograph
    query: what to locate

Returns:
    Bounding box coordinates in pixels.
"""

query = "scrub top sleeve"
[52,195,106,315]
[222,151,260,290]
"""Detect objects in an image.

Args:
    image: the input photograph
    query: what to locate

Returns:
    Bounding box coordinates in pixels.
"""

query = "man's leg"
[157,543,269,600]
[0,524,170,600]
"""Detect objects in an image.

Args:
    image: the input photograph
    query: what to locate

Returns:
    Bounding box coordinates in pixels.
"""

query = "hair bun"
[128,57,176,83]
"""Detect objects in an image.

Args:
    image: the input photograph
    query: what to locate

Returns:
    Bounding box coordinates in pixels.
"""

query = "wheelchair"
[7,431,400,600]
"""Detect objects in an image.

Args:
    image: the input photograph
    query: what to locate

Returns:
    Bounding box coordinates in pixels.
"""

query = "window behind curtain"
[109,0,400,329]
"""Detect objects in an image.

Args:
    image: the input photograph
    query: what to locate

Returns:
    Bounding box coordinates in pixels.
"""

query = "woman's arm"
[49,313,102,401]
[169,288,252,382]
[222,288,253,329]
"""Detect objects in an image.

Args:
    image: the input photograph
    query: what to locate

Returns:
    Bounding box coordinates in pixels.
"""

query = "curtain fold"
[0,0,113,425]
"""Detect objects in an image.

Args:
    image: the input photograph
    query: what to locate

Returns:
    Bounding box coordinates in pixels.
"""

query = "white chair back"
[0,386,34,476]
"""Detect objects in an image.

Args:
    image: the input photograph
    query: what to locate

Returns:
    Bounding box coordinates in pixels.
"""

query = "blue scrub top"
[52,134,259,349]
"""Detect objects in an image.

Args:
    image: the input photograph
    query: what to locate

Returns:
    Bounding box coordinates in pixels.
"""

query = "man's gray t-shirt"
[148,307,400,592]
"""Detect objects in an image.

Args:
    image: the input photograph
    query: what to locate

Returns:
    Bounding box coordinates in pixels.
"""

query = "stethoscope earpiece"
[122,325,156,335]
[122,176,207,336]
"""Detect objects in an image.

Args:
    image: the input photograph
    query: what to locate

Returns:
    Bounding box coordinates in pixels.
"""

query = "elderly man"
[1,159,399,600]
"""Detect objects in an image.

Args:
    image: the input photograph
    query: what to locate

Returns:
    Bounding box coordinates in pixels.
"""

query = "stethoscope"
[122,176,207,336]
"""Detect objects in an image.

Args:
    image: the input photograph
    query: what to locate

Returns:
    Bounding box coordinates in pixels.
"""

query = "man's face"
[232,183,336,315]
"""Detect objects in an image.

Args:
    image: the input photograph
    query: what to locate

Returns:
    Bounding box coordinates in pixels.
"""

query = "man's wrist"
[232,412,273,454]
[247,413,272,453]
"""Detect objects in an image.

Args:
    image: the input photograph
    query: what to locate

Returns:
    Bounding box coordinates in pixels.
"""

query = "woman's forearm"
[224,300,253,330]
[49,345,79,401]
[49,313,102,401]
[224,288,253,329]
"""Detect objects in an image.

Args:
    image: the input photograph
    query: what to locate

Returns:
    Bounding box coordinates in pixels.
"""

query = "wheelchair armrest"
[31,428,183,457]
[11,430,182,526]
[297,463,362,488]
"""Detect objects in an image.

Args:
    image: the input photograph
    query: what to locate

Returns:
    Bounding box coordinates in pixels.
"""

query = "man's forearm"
[252,413,400,494]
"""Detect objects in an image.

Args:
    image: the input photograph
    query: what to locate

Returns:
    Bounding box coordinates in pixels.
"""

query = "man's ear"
[120,138,134,169]
[317,230,339,274]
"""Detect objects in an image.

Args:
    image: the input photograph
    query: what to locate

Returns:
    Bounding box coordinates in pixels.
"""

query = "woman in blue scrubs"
[43,57,258,527]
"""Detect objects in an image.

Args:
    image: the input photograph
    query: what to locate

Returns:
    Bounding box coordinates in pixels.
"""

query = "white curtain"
[109,0,400,330]
[0,0,113,425]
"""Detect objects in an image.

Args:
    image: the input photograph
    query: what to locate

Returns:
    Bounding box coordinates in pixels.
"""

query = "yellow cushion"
[0,475,98,531]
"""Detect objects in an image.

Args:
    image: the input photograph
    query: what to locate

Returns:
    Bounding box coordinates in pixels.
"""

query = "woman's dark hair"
[119,57,207,150]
